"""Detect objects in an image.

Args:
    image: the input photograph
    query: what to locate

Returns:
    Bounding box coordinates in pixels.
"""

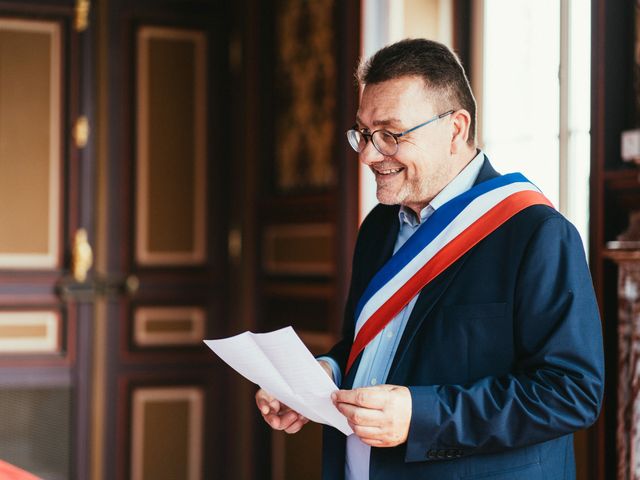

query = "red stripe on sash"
[345,190,552,374]
[0,460,41,480]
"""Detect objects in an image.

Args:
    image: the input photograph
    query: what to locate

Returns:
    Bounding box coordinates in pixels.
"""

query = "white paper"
[204,326,352,436]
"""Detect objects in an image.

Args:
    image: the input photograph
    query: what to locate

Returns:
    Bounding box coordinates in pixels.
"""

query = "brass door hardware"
[59,229,138,302]
[73,116,90,148]
[75,0,90,32]
[72,228,93,283]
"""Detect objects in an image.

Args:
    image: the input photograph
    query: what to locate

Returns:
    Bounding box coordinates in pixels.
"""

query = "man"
[256,38,604,479]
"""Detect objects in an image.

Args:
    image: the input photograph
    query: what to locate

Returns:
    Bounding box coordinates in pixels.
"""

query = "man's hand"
[255,389,309,433]
[333,385,412,447]
[254,359,334,434]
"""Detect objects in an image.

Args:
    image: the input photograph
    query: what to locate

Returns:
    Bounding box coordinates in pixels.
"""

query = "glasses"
[346,110,455,157]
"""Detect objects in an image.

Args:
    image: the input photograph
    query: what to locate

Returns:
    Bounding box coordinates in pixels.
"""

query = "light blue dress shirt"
[319,151,485,480]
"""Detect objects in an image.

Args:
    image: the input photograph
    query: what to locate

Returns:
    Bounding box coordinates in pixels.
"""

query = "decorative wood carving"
[606,239,640,480]
[273,0,337,191]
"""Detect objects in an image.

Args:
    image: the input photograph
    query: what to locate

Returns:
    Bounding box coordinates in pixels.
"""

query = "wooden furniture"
[591,1,640,478]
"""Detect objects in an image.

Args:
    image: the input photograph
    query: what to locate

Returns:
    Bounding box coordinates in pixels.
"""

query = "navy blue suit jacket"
[321,159,604,479]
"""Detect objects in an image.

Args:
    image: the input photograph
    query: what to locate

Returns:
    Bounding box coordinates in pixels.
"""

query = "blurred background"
[0,0,634,478]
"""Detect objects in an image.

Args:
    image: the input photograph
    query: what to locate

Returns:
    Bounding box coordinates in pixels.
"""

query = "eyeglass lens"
[372,131,397,155]
[346,130,398,156]
[347,130,366,153]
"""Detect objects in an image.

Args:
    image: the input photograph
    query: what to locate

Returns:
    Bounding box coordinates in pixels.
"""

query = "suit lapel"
[360,208,399,289]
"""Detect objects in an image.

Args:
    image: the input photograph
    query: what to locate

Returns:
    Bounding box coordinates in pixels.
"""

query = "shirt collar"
[399,150,486,226]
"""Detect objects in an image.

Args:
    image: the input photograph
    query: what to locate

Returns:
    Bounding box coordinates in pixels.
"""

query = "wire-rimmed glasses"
[346,110,455,157]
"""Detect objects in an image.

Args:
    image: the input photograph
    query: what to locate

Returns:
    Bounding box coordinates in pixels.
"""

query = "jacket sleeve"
[405,215,605,462]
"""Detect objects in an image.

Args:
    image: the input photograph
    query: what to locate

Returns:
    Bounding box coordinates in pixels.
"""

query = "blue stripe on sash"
[354,172,530,321]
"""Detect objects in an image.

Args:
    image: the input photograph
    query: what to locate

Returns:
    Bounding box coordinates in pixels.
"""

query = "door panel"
[135,26,207,266]
[130,386,204,480]
[0,310,61,353]
[0,18,62,269]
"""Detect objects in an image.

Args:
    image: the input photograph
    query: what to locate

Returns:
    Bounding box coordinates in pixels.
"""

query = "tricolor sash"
[346,173,553,374]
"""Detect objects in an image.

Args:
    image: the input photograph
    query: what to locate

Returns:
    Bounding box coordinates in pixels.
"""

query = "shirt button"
[370,378,377,385]
[386,331,394,338]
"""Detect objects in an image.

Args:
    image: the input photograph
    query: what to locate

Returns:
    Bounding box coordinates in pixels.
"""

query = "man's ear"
[450,109,471,154]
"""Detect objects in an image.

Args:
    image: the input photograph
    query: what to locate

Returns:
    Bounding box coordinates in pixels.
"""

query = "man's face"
[356,76,453,213]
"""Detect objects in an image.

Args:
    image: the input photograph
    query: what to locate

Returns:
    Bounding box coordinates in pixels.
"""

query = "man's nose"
[359,141,384,166]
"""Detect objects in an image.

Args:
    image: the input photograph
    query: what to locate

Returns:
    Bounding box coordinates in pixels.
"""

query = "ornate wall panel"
[136,27,207,266]
[0,311,59,354]
[133,307,205,347]
[257,0,359,341]
[273,0,337,192]
[130,387,203,480]
[263,223,334,275]
[253,0,361,474]
[0,19,61,269]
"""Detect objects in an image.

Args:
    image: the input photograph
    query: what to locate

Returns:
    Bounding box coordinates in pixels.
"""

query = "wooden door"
[0,0,95,479]
[97,1,231,479]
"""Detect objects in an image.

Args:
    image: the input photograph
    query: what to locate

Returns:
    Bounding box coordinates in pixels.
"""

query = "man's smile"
[371,165,405,177]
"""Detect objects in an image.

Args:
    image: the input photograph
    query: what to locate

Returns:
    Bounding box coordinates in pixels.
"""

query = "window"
[473,0,591,248]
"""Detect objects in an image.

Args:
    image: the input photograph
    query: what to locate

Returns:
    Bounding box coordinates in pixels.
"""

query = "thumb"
[256,389,278,414]
[376,384,396,391]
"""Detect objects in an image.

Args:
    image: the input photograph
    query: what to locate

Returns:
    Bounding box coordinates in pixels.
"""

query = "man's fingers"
[350,423,382,439]
[336,402,383,426]
[267,399,281,414]
[284,416,309,434]
[256,389,310,434]
[256,390,275,413]
[256,392,281,416]
[333,386,388,409]
[262,413,281,429]
[361,437,385,447]
[262,408,294,429]
[258,400,278,415]
[274,410,300,431]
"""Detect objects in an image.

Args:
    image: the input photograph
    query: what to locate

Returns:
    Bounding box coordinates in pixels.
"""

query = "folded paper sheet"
[204,326,352,436]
